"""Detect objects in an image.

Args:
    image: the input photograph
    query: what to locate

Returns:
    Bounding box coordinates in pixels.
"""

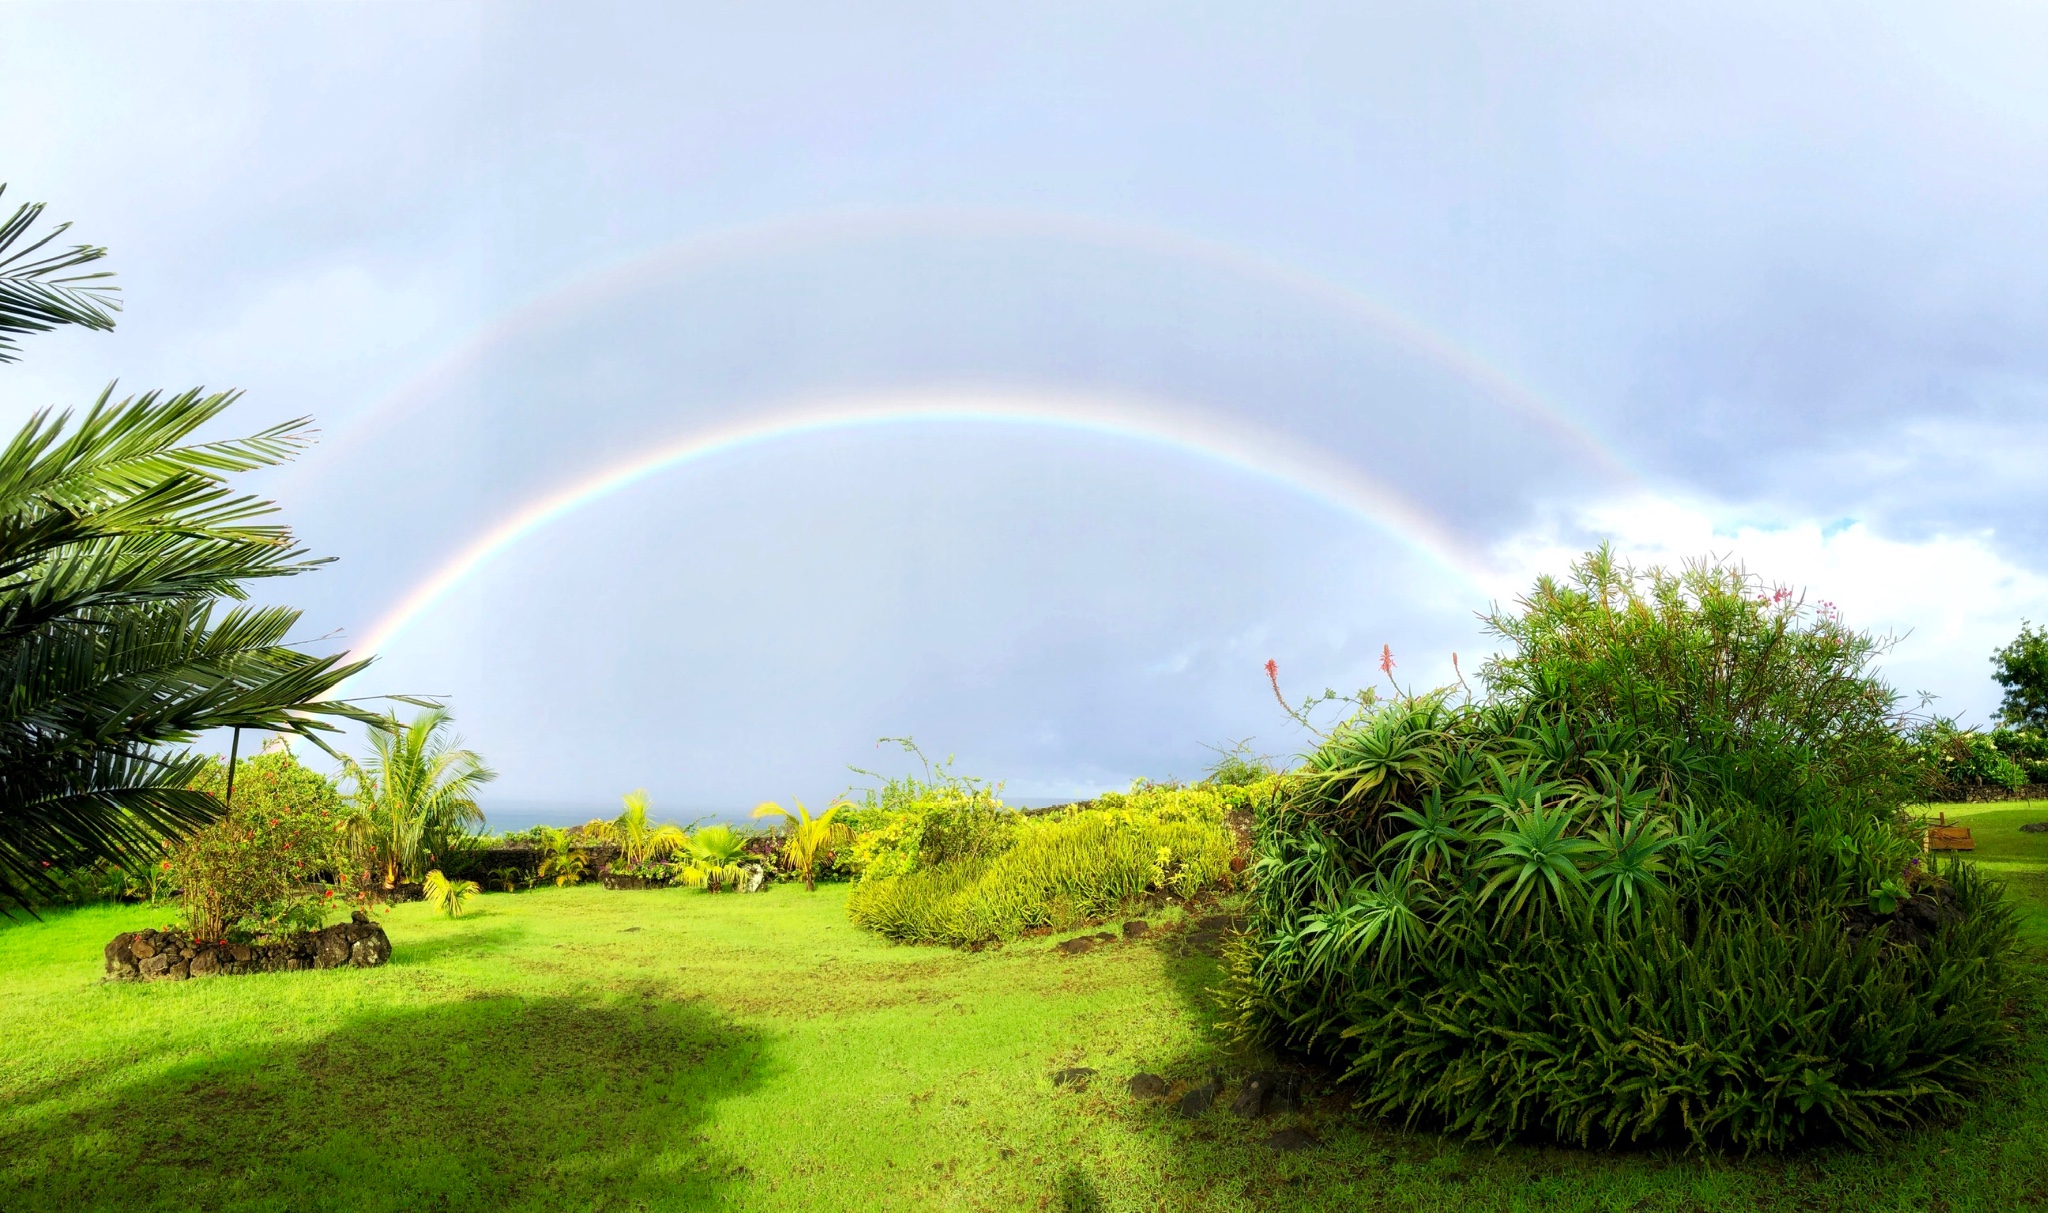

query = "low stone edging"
[104,910,392,982]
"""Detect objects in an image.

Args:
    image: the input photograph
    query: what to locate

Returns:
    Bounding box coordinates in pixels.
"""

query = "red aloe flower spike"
[1379,645,1396,678]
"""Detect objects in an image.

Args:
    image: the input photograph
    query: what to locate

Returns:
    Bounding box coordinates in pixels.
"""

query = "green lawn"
[4,856,2048,1212]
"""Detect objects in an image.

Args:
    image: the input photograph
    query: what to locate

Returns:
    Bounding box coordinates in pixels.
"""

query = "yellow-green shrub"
[845,782,1266,947]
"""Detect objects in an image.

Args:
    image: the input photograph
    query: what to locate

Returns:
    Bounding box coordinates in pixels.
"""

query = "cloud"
[1490,493,2048,722]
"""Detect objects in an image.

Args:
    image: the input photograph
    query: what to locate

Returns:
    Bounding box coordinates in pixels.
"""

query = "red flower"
[1379,644,1396,678]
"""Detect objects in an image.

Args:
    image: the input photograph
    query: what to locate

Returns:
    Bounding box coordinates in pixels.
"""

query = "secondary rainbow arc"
[293,206,1639,493]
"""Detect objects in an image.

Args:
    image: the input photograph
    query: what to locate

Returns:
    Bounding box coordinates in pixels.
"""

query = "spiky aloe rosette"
[1225,549,2023,1151]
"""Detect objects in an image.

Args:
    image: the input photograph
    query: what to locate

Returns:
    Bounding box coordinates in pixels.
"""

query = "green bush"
[1911,721,2048,795]
[1225,549,2024,1151]
[846,782,1258,947]
[172,746,347,940]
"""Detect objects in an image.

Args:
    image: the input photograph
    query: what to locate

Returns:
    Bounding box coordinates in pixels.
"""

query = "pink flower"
[1379,645,1396,678]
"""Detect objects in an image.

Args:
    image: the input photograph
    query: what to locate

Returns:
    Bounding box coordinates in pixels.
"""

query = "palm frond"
[0,186,119,362]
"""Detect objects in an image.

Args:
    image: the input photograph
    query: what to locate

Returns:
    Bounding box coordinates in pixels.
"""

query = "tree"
[0,186,378,912]
[750,799,853,891]
[1992,621,2048,730]
[0,391,378,911]
[340,708,495,888]
[0,184,120,362]
[582,788,687,869]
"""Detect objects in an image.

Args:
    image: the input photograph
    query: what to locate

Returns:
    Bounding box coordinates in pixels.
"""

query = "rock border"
[105,911,392,982]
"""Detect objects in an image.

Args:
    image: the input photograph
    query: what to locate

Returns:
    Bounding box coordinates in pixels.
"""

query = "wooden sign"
[1926,810,1976,852]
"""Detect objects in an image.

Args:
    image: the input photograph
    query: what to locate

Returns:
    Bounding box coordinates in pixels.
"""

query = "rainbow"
[349,388,1490,661]
[290,207,1640,491]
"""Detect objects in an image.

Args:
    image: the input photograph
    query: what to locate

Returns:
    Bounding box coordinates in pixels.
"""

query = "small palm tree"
[488,865,527,893]
[582,789,688,870]
[679,825,750,892]
[536,827,587,887]
[423,869,480,918]
[750,799,854,891]
[340,708,496,889]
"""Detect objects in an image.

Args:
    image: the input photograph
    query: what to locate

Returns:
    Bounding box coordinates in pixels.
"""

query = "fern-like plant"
[422,869,479,918]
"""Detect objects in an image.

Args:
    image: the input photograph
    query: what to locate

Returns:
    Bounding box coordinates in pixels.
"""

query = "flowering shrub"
[171,747,346,939]
[1911,721,2047,795]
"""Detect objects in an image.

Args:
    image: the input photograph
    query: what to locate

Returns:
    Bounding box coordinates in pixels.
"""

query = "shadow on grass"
[0,989,769,1213]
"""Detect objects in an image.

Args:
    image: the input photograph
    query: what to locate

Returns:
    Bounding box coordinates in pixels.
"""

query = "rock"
[1263,1127,1319,1152]
[1122,920,1150,939]
[1093,932,1116,944]
[743,866,768,893]
[1177,1078,1220,1118]
[105,917,392,981]
[1261,1071,1303,1116]
[1231,1075,1269,1118]
[1184,930,1223,952]
[315,929,354,969]
[1127,1072,1169,1099]
[1051,1067,1097,1089]
[1057,936,1098,956]
[2022,821,2048,834]
[1193,914,1245,933]
[349,931,392,967]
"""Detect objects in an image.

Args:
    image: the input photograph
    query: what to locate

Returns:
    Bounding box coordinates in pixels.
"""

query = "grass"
[2,849,2046,1211]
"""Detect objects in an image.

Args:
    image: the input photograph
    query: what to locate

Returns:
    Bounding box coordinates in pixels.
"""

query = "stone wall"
[104,910,392,982]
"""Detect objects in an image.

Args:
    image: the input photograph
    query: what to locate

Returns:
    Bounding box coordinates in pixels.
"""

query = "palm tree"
[0,389,379,911]
[0,184,120,361]
[536,826,587,887]
[679,825,750,892]
[0,190,378,912]
[422,869,480,918]
[340,708,496,889]
[750,799,854,891]
[582,789,687,871]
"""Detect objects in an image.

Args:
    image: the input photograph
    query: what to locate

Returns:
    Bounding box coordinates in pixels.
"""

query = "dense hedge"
[1225,550,2025,1151]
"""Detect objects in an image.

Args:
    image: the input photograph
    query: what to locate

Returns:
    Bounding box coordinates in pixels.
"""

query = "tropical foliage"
[752,799,853,891]
[0,195,375,912]
[339,708,495,890]
[1912,720,2048,794]
[0,389,377,912]
[583,789,688,870]
[171,747,348,940]
[1224,549,2022,1151]
[0,183,119,361]
[1992,620,2048,729]
[422,869,480,918]
[536,827,588,887]
[677,825,752,892]
[846,781,1252,947]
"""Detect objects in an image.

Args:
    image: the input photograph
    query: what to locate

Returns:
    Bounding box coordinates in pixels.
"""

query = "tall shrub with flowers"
[170,743,347,940]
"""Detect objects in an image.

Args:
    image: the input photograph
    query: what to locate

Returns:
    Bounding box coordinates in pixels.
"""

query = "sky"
[4,2,2045,822]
